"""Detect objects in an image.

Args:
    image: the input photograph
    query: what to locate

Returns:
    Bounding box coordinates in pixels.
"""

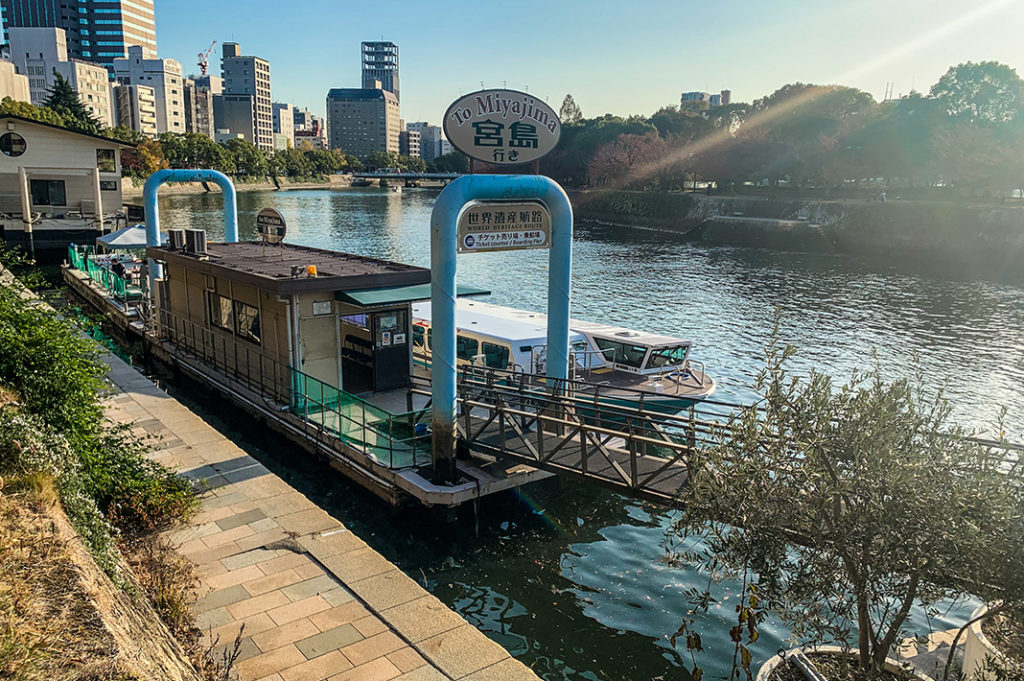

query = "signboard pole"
[429,174,573,484]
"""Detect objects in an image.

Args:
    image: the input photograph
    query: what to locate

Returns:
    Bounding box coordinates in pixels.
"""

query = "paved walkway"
[101,353,539,681]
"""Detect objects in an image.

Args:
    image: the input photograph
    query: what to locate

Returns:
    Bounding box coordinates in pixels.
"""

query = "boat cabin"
[411,299,693,378]
[147,239,434,400]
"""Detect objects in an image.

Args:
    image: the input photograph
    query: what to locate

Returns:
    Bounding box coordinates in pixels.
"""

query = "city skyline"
[149,0,1024,123]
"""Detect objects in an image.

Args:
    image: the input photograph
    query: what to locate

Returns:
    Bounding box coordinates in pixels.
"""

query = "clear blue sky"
[155,0,1024,123]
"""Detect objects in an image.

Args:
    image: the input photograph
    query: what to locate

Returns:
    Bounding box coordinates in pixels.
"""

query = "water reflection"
[155,187,1024,680]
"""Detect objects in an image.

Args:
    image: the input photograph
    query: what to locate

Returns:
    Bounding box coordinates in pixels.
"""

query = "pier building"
[0,113,131,254]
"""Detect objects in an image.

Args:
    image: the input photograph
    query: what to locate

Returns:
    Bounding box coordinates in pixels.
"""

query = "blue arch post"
[430,174,573,484]
[143,169,239,291]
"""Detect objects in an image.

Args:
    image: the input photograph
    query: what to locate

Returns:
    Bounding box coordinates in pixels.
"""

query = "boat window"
[646,346,688,369]
[593,338,647,368]
[234,301,261,344]
[412,325,424,347]
[456,335,479,361]
[481,341,510,369]
[427,329,432,350]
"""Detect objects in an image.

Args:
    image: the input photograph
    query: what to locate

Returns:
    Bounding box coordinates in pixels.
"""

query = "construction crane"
[197,41,217,76]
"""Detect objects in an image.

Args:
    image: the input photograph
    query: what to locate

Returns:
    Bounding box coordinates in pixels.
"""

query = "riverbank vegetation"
[0,261,238,679]
[546,61,1024,199]
[666,334,1024,680]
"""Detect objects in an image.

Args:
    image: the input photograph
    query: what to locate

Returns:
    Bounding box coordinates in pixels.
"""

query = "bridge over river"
[352,171,461,187]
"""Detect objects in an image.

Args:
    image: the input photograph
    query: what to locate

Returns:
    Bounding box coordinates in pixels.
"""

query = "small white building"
[0,114,134,256]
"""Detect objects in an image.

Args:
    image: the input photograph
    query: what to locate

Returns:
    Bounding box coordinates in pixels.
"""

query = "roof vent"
[184,229,207,255]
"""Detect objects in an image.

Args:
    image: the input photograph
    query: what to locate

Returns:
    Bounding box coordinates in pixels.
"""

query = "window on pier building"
[97,148,116,172]
[30,180,66,206]
[209,293,233,331]
[234,302,261,344]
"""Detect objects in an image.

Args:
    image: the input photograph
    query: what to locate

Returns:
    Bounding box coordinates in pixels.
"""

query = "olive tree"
[667,335,1024,679]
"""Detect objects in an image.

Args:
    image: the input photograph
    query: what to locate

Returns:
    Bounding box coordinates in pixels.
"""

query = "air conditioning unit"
[80,199,96,217]
[167,229,186,251]
[184,229,207,255]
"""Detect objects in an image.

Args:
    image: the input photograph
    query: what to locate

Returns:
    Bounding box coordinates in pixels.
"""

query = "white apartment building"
[8,27,114,127]
[221,43,273,151]
[112,45,185,134]
[0,59,31,103]
[407,121,444,161]
[271,102,294,148]
[113,83,157,137]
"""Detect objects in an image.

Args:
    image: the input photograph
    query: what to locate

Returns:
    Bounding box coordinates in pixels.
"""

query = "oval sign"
[443,88,561,166]
[256,207,286,244]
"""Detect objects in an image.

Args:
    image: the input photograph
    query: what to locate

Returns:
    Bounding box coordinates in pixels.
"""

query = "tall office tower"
[1,0,156,71]
[220,42,273,151]
[360,41,398,101]
[326,86,400,158]
[112,45,184,133]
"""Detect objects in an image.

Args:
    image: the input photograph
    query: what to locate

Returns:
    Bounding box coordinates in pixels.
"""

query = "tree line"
[546,61,1024,198]
[0,73,467,181]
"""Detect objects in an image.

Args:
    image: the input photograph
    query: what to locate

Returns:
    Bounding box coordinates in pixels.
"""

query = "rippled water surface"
[158,187,1024,680]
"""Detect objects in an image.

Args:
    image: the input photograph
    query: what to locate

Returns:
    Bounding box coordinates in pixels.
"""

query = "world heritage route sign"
[256,207,287,244]
[443,89,561,166]
[457,200,551,253]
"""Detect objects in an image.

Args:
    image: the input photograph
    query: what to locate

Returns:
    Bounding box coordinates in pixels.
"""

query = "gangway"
[410,367,730,504]
[410,366,1024,506]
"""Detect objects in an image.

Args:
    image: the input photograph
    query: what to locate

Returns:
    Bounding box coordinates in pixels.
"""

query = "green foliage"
[0,96,71,127]
[43,72,101,134]
[428,151,469,174]
[0,278,196,572]
[668,329,1024,678]
[559,94,583,124]
[931,61,1024,124]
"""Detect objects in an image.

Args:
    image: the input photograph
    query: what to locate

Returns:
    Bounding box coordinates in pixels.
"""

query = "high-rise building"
[220,42,273,151]
[8,27,114,125]
[183,74,220,137]
[1,0,156,71]
[326,87,400,158]
[406,121,444,161]
[360,41,398,101]
[398,128,419,158]
[113,82,156,136]
[271,102,293,148]
[112,45,184,133]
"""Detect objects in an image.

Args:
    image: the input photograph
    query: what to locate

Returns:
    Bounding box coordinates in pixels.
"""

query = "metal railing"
[68,245,146,307]
[155,308,431,470]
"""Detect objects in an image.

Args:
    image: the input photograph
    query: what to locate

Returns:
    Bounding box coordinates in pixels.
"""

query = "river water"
[157,187,1024,681]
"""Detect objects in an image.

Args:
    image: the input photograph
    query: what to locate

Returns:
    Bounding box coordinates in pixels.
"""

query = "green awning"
[335,283,490,308]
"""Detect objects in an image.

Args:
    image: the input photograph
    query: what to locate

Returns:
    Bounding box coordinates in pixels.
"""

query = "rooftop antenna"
[480,81,484,89]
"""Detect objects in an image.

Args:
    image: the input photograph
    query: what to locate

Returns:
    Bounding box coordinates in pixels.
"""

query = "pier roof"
[148,241,429,295]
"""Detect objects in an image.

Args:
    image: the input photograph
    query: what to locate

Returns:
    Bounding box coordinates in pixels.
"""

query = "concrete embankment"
[572,190,1024,271]
[102,353,540,681]
[122,174,353,198]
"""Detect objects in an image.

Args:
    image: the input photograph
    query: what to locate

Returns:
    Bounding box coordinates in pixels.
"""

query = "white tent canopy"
[95,224,165,250]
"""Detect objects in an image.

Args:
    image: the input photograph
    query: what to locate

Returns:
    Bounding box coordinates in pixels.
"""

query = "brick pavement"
[101,352,539,681]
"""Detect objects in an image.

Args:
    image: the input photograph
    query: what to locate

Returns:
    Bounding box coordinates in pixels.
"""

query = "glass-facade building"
[1,0,156,72]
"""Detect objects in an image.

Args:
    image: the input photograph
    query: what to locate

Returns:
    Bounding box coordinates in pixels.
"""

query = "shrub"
[668,331,1024,679]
